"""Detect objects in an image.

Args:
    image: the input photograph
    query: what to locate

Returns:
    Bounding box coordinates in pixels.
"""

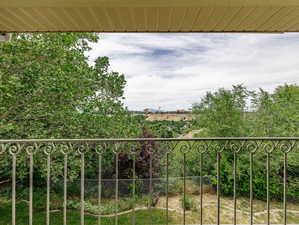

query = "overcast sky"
[88,33,299,111]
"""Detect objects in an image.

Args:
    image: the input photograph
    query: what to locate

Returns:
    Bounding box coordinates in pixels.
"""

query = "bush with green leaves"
[180,194,196,211]
[189,84,299,202]
[146,120,191,138]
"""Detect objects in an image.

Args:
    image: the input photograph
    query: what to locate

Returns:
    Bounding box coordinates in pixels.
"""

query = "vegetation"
[1,33,299,223]
[180,194,196,211]
[189,84,299,201]
[0,33,140,139]
[118,127,164,180]
[0,33,146,187]
[2,190,299,224]
[0,201,169,225]
[192,85,251,137]
[192,84,299,137]
[146,120,191,138]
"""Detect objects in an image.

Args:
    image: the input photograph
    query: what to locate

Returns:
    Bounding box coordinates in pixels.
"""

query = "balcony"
[0,137,298,225]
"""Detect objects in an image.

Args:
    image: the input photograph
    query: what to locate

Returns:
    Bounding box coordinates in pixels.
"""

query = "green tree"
[0,33,139,139]
[253,84,299,136]
[0,33,141,185]
[251,84,299,200]
[175,85,252,198]
[187,84,299,201]
[192,84,252,137]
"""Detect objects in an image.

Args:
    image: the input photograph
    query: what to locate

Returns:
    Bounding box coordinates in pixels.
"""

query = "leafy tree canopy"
[192,84,299,137]
[192,84,252,137]
[0,33,139,139]
[189,83,299,201]
[253,84,299,136]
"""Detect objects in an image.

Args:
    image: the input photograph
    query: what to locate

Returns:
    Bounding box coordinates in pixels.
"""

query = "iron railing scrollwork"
[0,138,298,225]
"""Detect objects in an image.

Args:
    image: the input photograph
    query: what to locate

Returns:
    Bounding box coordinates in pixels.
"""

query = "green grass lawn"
[2,197,299,224]
[0,202,169,225]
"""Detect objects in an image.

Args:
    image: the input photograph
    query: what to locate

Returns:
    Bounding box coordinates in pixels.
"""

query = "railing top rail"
[0,137,299,143]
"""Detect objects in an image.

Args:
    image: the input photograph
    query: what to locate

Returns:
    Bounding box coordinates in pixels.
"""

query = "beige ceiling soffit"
[2,1,299,32]
[2,0,299,8]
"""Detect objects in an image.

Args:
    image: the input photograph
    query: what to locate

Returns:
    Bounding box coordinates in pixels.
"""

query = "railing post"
[283,152,287,225]
[63,153,68,225]
[97,151,102,225]
[114,143,120,225]
[149,152,153,224]
[233,151,237,225]
[26,145,36,225]
[115,152,119,225]
[180,143,189,225]
[132,152,136,225]
[61,144,69,225]
[216,150,221,225]
[166,152,169,225]
[267,152,270,225]
[12,153,16,225]
[200,152,203,225]
[282,142,293,225]
[183,152,186,225]
[232,142,242,225]
[44,147,52,225]
[250,152,254,225]
[81,152,85,225]
[8,144,21,225]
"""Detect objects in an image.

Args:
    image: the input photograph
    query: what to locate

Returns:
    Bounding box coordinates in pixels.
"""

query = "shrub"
[180,194,196,211]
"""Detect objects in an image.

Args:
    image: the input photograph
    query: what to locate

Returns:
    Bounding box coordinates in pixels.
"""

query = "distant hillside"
[132,113,195,121]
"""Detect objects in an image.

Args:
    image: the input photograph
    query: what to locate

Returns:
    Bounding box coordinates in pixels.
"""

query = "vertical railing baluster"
[179,143,189,225]
[183,152,186,225]
[9,144,20,225]
[250,152,253,225]
[43,144,54,225]
[26,145,36,225]
[80,148,85,225]
[63,153,68,225]
[132,152,136,225]
[267,152,270,225]
[98,152,102,225]
[283,152,287,225]
[200,152,203,225]
[46,153,51,225]
[233,151,237,225]
[217,150,220,225]
[29,152,33,225]
[149,152,153,225]
[12,153,16,225]
[166,152,169,225]
[115,152,119,225]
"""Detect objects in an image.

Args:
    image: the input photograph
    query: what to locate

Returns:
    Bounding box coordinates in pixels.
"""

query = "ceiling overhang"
[1,0,299,32]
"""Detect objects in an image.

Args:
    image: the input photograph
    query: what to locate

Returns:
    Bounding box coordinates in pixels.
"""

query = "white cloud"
[88,33,299,111]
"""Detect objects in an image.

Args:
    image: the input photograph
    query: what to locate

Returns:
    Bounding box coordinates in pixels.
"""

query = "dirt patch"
[179,130,201,138]
[156,195,182,211]
[156,194,299,224]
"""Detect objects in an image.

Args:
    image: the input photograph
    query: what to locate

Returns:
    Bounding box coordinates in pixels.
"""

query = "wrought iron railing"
[0,138,298,225]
